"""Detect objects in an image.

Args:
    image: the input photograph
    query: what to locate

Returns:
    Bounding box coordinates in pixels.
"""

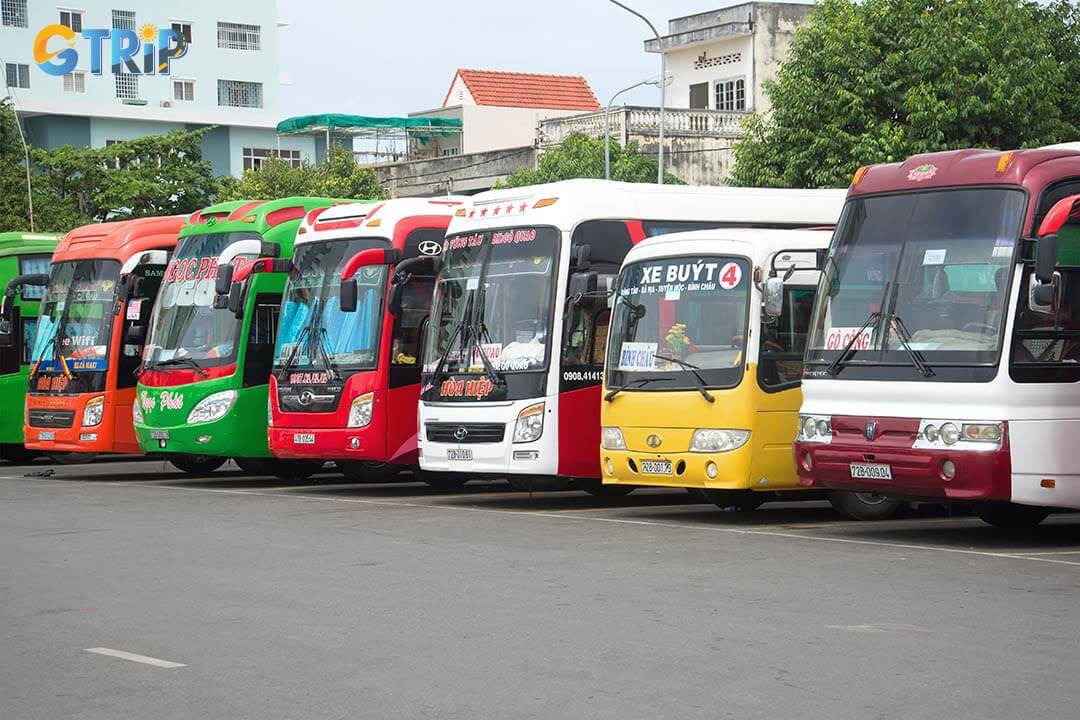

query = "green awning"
[276,114,462,138]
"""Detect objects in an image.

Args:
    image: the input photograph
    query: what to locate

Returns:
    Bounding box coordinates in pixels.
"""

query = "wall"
[376,147,537,198]
[751,3,813,114]
[461,106,584,154]
[663,36,754,110]
[630,134,737,187]
[226,127,317,177]
[23,115,91,149]
[89,118,185,147]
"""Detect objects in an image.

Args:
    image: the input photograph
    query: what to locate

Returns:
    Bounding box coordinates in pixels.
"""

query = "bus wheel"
[416,470,468,491]
[973,502,1050,529]
[1,445,40,463]
[338,460,400,483]
[576,479,635,498]
[829,491,902,521]
[702,490,765,511]
[168,455,226,474]
[233,458,273,476]
[270,460,324,483]
[47,452,98,465]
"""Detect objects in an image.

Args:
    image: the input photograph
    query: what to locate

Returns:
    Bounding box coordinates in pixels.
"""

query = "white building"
[0,0,314,176]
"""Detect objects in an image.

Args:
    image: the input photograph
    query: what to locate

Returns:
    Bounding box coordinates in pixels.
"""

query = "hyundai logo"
[865,421,877,441]
[418,240,442,256]
[298,390,314,406]
[646,434,662,448]
[454,426,468,441]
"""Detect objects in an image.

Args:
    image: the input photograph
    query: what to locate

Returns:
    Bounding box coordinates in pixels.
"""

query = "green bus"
[133,198,342,477]
[0,232,60,461]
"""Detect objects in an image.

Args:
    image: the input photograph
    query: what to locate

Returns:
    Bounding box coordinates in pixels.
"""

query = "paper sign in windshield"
[624,260,743,298]
[824,327,874,351]
[922,249,947,266]
[618,341,659,371]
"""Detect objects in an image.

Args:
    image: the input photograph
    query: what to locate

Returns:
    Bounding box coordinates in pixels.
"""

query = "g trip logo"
[34,22,188,77]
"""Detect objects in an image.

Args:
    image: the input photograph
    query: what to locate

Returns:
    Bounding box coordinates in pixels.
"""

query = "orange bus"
[23,216,187,463]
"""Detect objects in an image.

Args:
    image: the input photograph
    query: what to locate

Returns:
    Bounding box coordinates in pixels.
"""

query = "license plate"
[447,449,473,461]
[293,433,315,445]
[150,430,170,440]
[850,463,893,480]
[641,459,673,475]
[38,431,55,441]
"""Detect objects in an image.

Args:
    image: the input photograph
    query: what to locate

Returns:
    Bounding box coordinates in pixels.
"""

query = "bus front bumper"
[269,426,402,464]
[601,446,754,489]
[135,414,265,458]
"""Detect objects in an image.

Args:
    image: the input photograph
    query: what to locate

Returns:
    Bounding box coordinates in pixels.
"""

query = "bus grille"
[425,422,505,444]
[28,410,75,428]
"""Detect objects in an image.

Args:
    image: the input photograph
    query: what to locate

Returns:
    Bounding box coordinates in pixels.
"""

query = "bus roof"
[623,227,833,267]
[0,232,59,260]
[295,197,464,246]
[182,196,354,238]
[850,144,1080,197]
[53,215,186,263]
[446,179,846,234]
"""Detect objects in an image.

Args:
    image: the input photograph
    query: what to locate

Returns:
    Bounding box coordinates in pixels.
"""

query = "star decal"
[468,210,476,219]
[479,208,488,217]
[519,202,528,213]
[505,204,515,214]
[493,206,501,215]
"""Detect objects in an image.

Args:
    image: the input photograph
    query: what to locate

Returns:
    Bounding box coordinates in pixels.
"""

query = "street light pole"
[608,0,665,184]
[604,81,647,181]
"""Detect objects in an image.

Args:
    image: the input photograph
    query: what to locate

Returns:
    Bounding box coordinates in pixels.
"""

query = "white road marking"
[84,647,186,668]
[1013,550,1080,556]
[825,623,934,634]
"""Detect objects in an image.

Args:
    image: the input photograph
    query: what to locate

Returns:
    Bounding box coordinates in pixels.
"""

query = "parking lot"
[2,458,1079,720]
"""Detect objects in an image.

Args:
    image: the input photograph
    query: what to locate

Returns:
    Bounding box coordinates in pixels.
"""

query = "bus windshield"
[423,227,558,377]
[144,232,256,370]
[807,188,1026,370]
[607,256,751,391]
[275,238,388,375]
[29,259,120,394]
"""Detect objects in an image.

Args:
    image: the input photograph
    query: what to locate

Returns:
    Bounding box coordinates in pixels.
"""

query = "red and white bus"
[794,144,1080,527]
[417,179,845,491]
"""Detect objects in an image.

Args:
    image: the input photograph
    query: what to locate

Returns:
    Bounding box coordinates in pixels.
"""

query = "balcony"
[538,106,750,147]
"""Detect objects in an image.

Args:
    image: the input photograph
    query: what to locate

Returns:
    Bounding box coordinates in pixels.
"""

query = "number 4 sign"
[718,262,742,290]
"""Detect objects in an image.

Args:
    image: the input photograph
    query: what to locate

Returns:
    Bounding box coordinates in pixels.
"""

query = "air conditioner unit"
[160,100,172,108]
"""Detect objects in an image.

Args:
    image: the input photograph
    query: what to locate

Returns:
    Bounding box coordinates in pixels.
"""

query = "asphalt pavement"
[2,458,1078,720]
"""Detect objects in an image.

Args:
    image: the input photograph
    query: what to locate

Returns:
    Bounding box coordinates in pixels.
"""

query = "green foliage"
[0,98,219,232]
[217,145,387,202]
[730,0,1080,188]
[498,133,683,188]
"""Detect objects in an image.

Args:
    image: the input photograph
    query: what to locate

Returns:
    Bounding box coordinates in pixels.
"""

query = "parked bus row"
[2,143,1077,528]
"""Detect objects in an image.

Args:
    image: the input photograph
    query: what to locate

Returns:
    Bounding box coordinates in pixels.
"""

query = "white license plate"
[38,431,55,441]
[293,433,315,445]
[447,449,473,461]
[150,430,170,440]
[850,463,893,480]
[641,459,673,475]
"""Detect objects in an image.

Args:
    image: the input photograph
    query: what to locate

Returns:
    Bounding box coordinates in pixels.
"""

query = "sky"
[275,0,794,118]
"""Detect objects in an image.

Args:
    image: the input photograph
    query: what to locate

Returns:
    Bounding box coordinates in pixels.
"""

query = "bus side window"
[758,287,816,392]
[117,273,163,389]
[391,276,434,366]
[242,293,281,387]
[0,307,21,375]
[562,277,613,368]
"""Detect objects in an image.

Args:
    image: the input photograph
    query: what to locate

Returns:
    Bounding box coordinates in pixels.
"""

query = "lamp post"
[608,0,666,184]
[604,73,671,181]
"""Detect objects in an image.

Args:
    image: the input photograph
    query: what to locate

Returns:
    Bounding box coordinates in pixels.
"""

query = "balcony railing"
[538,106,750,146]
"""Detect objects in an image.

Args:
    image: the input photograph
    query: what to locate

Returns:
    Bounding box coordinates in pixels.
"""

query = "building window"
[170,21,192,44]
[714,77,746,112]
[112,9,136,31]
[173,79,194,101]
[242,148,301,171]
[1,0,27,28]
[115,74,139,100]
[689,82,709,110]
[218,79,263,108]
[217,21,261,51]
[63,71,86,93]
[4,63,29,90]
[440,147,460,157]
[59,9,83,32]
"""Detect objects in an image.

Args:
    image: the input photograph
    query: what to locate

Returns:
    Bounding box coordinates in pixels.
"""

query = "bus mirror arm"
[259,241,280,258]
[1029,272,1060,316]
[1,273,49,339]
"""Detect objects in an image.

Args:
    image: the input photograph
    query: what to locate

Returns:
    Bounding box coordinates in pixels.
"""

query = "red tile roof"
[444,69,600,112]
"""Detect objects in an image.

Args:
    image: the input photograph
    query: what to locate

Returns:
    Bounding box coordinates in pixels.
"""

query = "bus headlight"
[601,427,626,450]
[917,420,1004,451]
[82,396,105,427]
[690,429,750,453]
[131,398,143,424]
[348,392,374,428]
[512,402,545,443]
[798,414,832,443]
[187,390,237,425]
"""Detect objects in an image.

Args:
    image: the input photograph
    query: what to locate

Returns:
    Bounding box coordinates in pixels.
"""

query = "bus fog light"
[512,403,545,443]
[706,461,718,479]
[941,459,956,480]
[605,458,615,476]
[187,390,237,425]
[801,452,813,472]
[349,437,360,449]
[82,396,105,427]
[513,450,539,461]
[348,393,374,428]
[79,433,97,442]
[196,435,212,444]
[601,427,626,450]
[690,429,750,453]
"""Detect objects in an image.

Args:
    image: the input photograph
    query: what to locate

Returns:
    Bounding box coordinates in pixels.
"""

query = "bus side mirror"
[388,284,404,318]
[763,277,785,318]
[340,279,358,313]
[259,241,280,258]
[125,324,147,345]
[568,271,598,306]
[570,244,592,272]
[1035,234,1058,284]
[1029,273,1060,316]
[227,283,244,316]
[215,264,234,296]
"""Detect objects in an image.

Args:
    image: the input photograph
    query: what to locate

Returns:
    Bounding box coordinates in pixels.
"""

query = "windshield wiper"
[153,356,208,376]
[653,353,715,403]
[466,283,505,388]
[275,324,312,382]
[317,327,342,381]
[887,315,935,377]
[826,281,890,378]
[604,376,671,401]
[426,312,468,392]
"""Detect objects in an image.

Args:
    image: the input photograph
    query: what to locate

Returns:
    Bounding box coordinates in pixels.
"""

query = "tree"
[498,133,682,188]
[217,145,387,202]
[730,0,1080,188]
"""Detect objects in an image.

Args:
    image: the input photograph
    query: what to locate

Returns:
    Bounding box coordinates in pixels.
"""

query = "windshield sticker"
[922,249,947,266]
[126,298,145,321]
[491,229,537,245]
[445,234,485,251]
[992,246,1013,258]
[466,277,480,291]
[718,262,742,290]
[618,341,659,371]
[471,343,503,368]
[664,288,681,301]
[289,371,330,385]
[439,376,496,399]
[824,327,873,351]
[907,163,938,182]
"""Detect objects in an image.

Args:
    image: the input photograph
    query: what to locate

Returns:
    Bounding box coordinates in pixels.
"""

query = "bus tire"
[168,455,226,474]
[234,458,273,476]
[702,489,765,511]
[1,444,40,463]
[270,460,324,483]
[416,470,468,490]
[829,491,902,521]
[47,452,98,465]
[973,502,1050,529]
[338,460,400,483]
[576,479,635,498]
